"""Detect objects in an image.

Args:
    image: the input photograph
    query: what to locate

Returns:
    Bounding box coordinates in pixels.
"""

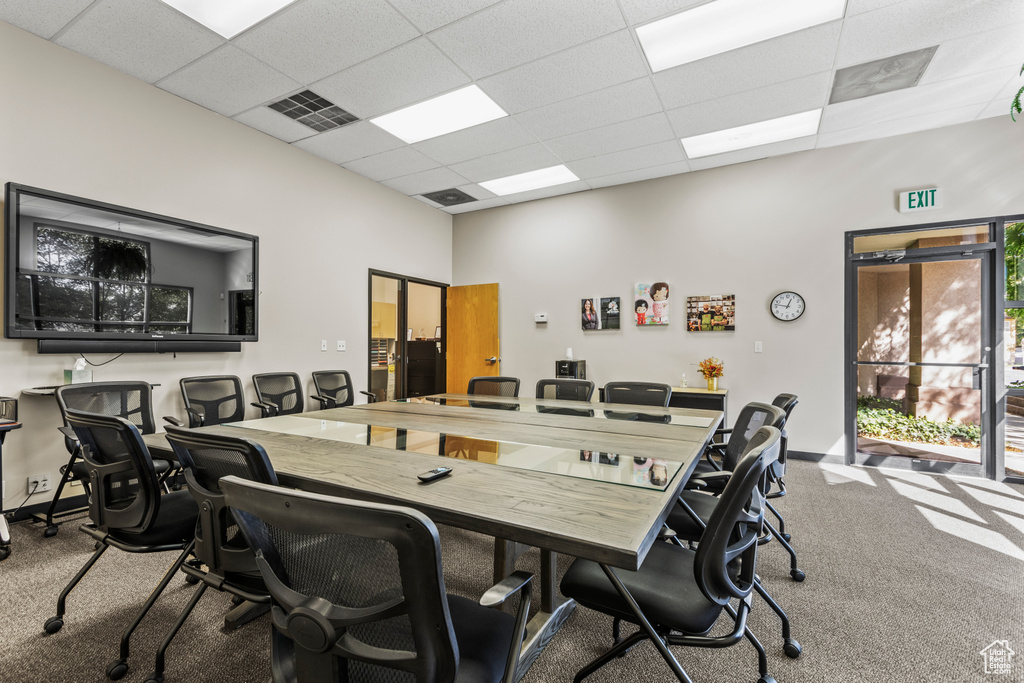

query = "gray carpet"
[2,460,1023,682]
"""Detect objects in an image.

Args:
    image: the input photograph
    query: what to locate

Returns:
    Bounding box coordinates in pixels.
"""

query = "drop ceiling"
[2,0,1021,214]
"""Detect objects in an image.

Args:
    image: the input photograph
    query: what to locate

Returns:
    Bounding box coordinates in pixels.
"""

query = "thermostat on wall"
[535,313,548,324]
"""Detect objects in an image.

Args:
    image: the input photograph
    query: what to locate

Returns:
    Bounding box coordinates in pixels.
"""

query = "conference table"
[146,393,722,677]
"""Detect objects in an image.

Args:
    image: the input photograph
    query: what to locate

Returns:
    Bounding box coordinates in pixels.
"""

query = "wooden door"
[446,283,499,393]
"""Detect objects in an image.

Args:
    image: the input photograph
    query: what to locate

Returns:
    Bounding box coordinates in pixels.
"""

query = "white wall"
[452,115,1024,456]
[0,21,452,511]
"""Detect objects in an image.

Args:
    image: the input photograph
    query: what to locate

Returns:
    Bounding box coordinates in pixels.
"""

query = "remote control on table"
[418,466,452,483]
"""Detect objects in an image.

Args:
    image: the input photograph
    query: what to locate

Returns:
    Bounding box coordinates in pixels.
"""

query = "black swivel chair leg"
[573,631,649,683]
[43,542,110,633]
[752,579,801,658]
[36,451,82,536]
[107,540,195,681]
[147,581,209,683]
[736,614,776,683]
[766,500,789,540]
[224,599,270,630]
[765,519,804,581]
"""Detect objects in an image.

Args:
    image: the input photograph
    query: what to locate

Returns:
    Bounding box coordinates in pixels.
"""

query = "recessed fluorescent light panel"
[479,165,580,196]
[681,109,822,159]
[830,46,938,104]
[159,0,298,39]
[637,0,846,72]
[370,86,507,144]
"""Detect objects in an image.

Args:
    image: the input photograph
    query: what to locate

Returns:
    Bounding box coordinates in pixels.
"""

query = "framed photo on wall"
[600,297,620,329]
[581,297,600,330]
[635,282,670,325]
[686,294,736,331]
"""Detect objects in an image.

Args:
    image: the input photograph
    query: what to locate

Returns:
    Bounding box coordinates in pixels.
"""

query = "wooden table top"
[145,399,721,571]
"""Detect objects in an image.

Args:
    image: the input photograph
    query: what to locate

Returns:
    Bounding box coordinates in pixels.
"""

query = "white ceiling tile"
[382,167,471,195]
[233,0,419,84]
[342,146,439,182]
[920,24,1024,85]
[500,180,590,205]
[0,0,94,38]
[652,21,843,109]
[156,45,301,117]
[845,0,915,15]
[445,196,509,213]
[233,106,316,143]
[292,120,405,165]
[687,136,817,171]
[617,0,707,26]
[837,0,1024,68]
[978,73,1023,120]
[567,140,687,180]
[413,117,538,165]
[821,68,1011,133]
[428,0,625,79]
[457,183,497,200]
[516,78,663,140]
[54,0,224,84]
[386,0,503,33]
[544,113,675,162]
[667,72,831,138]
[817,104,986,148]
[449,144,563,182]
[310,38,470,119]
[480,31,649,114]
[587,160,693,189]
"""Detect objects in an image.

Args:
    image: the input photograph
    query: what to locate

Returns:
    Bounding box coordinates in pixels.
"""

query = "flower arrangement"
[697,357,724,379]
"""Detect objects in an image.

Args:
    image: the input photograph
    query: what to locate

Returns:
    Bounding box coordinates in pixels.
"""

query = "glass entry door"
[848,226,993,477]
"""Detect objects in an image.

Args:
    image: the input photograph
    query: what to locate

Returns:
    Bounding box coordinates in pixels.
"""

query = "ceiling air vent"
[422,189,477,207]
[268,90,358,132]
[830,46,938,104]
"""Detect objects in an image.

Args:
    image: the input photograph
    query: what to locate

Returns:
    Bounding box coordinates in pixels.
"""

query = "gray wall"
[451,115,1024,456]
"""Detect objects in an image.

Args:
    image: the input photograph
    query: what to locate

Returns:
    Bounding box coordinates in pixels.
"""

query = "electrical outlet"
[754,341,763,353]
[27,474,51,494]
[337,340,346,351]
[320,339,327,352]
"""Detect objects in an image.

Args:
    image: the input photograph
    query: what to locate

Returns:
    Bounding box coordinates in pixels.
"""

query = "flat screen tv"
[4,183,258,353]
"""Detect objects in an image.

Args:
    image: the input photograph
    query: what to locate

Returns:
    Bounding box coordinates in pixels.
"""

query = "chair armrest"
[163,416,184,427]
[714,427,733,437]
[185,407,205,428]
[480,570,533,609]
[58,425,78,441]
[310,394,331,410]
[685,471,732,494]
[479,570,533,683]
[251,401,278,417]
[359,391,377,403]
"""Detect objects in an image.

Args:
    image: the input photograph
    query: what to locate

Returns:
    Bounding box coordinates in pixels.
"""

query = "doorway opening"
[368,270,447,402]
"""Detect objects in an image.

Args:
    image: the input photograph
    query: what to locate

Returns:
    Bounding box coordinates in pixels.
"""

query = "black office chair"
[468,376,520,397]
[560,427,783,683]
[535,378,595,402]
[43,410,199,682]
[144,427,279,683]
[36,381,170,537]
[603,381,672,407]
[765,394,799,539]
[173,375,246,427]
[221,476,534,683]
[252,373,304,418]
[310,370,376,409]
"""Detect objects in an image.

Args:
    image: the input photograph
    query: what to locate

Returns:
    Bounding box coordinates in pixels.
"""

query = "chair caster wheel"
[43,616,64,634]
[144,673,163,683]
[43,525,58,538]
[184,573,200,585]
[782,533,791,542]
[0,546,10,562]
[791,569,806,582]
[758,676,777,683]
[106,659,128,680]
[784,638,802,658]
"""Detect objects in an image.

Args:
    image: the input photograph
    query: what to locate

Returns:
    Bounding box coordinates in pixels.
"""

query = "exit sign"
[899,187,942,212]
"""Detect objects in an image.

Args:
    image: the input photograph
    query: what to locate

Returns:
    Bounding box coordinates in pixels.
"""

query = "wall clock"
[770,291,805,321]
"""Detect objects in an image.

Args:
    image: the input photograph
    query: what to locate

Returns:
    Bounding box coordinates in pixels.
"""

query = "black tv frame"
[4,183,259,353]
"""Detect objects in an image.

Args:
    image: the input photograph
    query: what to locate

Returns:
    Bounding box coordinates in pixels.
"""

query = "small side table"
[668,387,728,424]
[0,421,24,562]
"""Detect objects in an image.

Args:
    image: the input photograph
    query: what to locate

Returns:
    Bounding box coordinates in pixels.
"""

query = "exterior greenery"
[856,396,981,447]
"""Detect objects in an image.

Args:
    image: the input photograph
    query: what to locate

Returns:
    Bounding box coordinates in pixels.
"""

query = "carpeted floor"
[2,460,1023,682]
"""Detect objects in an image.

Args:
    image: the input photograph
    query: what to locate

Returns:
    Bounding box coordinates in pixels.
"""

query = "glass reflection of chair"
[252,372,304,418]
[221,476,533,683]
[310,370,376,409]
[602,381,672,423]
[468,376,520,410]
[535,378,595,417]
[174,375,246,428]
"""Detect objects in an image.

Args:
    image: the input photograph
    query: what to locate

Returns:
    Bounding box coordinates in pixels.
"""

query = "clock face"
[770,291,805,321]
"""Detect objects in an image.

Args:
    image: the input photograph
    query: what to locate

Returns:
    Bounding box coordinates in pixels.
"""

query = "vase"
[706,377,718,392]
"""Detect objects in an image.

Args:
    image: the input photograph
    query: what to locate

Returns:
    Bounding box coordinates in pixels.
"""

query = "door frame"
[367,269,448,400]
[844,218,999,478]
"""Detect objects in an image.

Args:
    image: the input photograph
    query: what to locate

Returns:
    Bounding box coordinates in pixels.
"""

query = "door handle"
[484,356,500,364]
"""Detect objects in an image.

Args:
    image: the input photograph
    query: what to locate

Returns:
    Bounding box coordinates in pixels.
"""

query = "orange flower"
[697,357,724,379]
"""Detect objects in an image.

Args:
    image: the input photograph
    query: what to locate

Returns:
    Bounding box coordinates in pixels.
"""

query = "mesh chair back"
[180,375,245,427]
[694,426,780,606]
[467,376,520,397]
[769,393,798,476]
[253,373,304,416]
[312,370,355,408]
[222,477,459,683]
[536,378,595,402]
[64,409,161,533]
[603,382,672,407]
[721,402,787,472]
[166,426,277,576]
[56,381,155,454]
[771,393,798,419]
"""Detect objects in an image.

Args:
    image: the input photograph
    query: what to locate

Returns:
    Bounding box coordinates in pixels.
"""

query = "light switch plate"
[338,340,346,351]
